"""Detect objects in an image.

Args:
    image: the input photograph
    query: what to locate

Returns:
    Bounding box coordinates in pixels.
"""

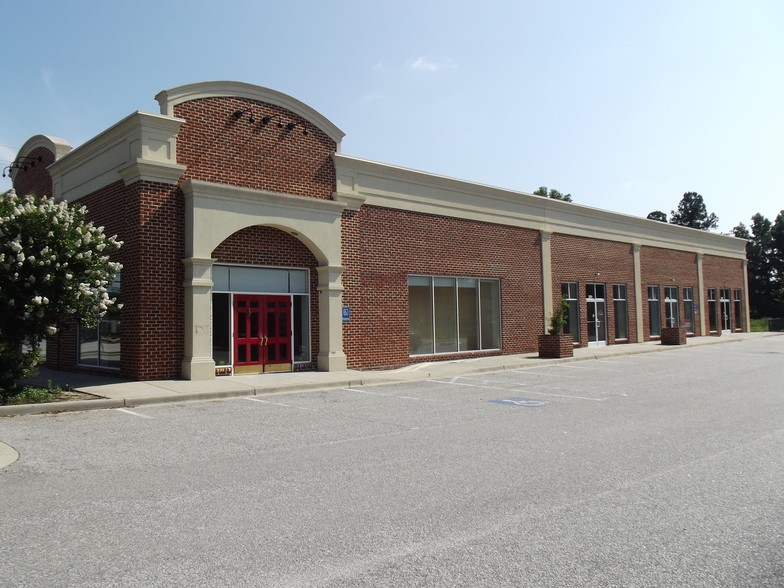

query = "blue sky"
[2,0,782,232]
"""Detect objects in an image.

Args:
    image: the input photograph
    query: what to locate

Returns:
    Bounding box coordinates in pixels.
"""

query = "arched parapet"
[155,81,345,149]
[17,134,73,160]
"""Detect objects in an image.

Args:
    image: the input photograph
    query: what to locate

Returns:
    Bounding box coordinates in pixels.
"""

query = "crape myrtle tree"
[533,186,573,202]
[0,190,122,390]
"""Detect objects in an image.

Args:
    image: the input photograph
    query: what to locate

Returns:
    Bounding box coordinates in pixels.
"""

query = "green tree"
[669,192,719,230]
[646,210,668,222]
[0,190,122,389]
[534,186,573,202]
[732,213,779,318]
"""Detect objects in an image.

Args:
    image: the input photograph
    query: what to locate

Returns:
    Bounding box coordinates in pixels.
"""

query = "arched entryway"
[180,179,347,380]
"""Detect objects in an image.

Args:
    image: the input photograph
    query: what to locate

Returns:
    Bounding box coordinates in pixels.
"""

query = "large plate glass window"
[733,289,742,331]
[648,285,661,337]
[664,286,679,328]
[561,282,580,343]
[707,288,718,332]
[408,276,501,355]
[613,284,628,340]
[78,274,121,369]
[683,287,695,334]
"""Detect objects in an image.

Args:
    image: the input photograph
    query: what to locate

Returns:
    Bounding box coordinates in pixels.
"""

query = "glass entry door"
[586,283,607,347]
[720,289,732,333]
[233,295,292,374]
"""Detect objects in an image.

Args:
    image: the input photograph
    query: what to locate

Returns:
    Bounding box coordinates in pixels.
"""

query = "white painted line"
[510,370,576,377]
[429,380,602,401]
[244,397,313,411]
[115,408,155,419]
[341,388,421,400]
[556,364,624,372]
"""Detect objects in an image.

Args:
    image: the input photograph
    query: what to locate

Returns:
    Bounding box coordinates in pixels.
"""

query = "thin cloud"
[357,91,384,103]
[408,56,457,72]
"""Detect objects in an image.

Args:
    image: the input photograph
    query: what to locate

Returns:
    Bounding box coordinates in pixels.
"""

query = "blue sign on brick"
[342,307,351,323]
[489,397,548,408]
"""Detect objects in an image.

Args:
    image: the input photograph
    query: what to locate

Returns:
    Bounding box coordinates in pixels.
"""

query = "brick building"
[9,81,749,381]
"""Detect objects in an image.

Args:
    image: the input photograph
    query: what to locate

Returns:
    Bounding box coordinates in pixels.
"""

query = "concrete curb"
[2,332,780,417]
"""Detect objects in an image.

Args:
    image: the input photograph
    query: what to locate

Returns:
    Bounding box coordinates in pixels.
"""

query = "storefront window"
[733,290,742,331]
[683,287,695,334]
[648,285,661,337]
[561,282,580,343]
[408,276,501,355]
[664,286,679,328]
[78,274,121,369]
[613,284,628,340]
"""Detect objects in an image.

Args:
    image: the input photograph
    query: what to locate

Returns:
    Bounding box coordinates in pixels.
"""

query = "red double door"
[233,295,292,374]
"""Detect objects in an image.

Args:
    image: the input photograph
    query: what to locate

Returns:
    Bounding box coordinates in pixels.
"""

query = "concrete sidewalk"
[4,332,781,416]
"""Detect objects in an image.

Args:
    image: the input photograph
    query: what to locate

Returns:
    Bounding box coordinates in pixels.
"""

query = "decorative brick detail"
[660,326,687,345]
[174,97,336,199]
[538,334,574,358]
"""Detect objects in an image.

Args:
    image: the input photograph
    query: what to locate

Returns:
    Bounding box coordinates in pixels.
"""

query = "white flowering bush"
[0,190,122,389]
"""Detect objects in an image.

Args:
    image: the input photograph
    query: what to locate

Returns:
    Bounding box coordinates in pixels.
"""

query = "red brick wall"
[173,97,336,199]
[11,146,55,199]
[341,206,543,369]
[212,225,320,369]
[702,254,747,332]
[550,234,637,345]
[45,180,185,381]
[640,246,700,338]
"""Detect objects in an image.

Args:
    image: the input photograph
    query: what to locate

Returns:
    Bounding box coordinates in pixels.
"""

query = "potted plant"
[538,296,574,358]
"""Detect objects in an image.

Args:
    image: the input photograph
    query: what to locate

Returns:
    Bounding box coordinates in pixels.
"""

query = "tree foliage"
[0,190,122,389]
[732,211,784,318]
[669,192,719,230]
[646,210,668,222]
[534,186,573,202]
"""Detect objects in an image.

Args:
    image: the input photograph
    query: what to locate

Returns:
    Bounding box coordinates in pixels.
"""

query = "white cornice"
[155,81,345,148]
[48,111,186,201]
[333,153,747,260]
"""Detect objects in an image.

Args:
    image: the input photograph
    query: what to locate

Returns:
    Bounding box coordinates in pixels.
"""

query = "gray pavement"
[4,331,781,417]
[1,333,783,586]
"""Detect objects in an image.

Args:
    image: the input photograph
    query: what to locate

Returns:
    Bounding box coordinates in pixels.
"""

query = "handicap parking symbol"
[489,397,549,408]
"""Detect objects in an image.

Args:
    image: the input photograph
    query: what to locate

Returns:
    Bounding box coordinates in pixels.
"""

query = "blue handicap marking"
[342,307,351,323]
[489,397,548,408]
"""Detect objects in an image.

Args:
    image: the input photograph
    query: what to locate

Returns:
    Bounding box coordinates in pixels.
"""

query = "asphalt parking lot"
[1,335,783,587]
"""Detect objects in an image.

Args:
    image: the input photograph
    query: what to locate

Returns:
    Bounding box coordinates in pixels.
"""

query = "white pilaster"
[632,244,644,342]
[182,257,216,380]
[316,265,347,371]
[540,231,552,333]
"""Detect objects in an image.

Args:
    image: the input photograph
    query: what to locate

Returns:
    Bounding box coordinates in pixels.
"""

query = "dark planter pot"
[538,334,574,358]
[661,326,687,345]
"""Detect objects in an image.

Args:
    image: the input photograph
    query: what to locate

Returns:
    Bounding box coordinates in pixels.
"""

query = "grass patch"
[750,318,770,332]
[0,382,69,406]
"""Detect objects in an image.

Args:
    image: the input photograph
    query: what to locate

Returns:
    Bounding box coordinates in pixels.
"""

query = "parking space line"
[428,379,605,401]
[341,388,421,400]
[555,364,624,372]
[244,397,314,411]
[115,408,155,419]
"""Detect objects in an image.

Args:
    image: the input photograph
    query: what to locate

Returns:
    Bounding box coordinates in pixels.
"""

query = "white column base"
[181,357,216,380]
